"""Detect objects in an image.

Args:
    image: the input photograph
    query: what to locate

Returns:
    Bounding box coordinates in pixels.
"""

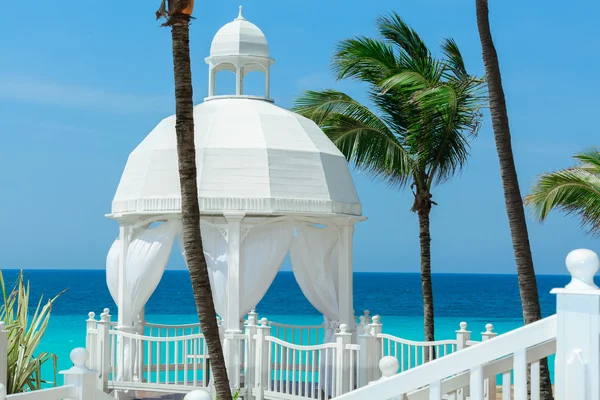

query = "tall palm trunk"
[170,14,233,400]
[415,189,435,351]
[475,1,553,398]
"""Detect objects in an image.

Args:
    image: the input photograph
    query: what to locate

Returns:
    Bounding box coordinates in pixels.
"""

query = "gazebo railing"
[86,309,497,398]
[378,334,457,371]
[107,329,211,392]
[269,321,325,346]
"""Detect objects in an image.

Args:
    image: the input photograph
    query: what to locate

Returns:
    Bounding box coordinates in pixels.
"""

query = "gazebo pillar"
[223,212,245,389]
[337,219,355,336]
[117,223,132,330]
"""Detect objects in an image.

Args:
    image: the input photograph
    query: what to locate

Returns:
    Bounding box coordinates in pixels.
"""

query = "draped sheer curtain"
[178,219,294,326]
[290,223,340,342]
[106,220,179,327]
[106,220,179,382]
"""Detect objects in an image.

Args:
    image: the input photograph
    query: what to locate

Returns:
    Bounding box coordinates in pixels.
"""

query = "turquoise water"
[1,270,568,381]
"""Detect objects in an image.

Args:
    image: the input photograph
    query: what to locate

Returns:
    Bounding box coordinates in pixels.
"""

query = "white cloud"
[0,77,173,115]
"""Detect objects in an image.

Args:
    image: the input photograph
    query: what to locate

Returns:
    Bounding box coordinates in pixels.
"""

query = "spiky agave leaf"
[0,271,64,393]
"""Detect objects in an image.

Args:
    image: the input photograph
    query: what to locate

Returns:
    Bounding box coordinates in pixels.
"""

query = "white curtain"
[240,221,294,317]
[178,220,294,324]
[290,223,339,325]
[106,220,178,384]
[106,220,179,325]
[178,221,228,318]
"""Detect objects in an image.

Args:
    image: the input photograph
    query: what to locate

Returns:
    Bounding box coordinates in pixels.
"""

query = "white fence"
[335,248,600,400]
[84,309,495,399]
[0,347,115,400]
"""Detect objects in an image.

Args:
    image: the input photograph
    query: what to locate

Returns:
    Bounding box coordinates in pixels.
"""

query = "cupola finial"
[236,6,245,21]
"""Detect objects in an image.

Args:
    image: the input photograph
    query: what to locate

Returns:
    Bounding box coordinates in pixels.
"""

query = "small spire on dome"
[235,6,246,21]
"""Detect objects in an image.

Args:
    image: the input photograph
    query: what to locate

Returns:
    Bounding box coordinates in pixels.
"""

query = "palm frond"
[525,156,600,235]
[332,37,399,84]
[293,90,415,187]
[377,12,430,61]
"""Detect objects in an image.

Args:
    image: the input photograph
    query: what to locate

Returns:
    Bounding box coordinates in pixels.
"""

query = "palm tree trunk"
[170,15,233,400]
[475,1,553,398]
[416,192,435,350]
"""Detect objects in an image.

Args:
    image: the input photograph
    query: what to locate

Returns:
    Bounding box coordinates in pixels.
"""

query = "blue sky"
[0,0,598,274]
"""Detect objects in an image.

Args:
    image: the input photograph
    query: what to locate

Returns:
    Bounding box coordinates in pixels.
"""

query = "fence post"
[481,324,497,400]
[85,312,97,371]
[0,322,7,389]
[455,322,471,400]
[369,316,383,380]
[335,324,352,395]
[358,318,377,388]
[254,318,270,400]
[245,310,258,400]
[61,348,99,400]
[553,249,600,400]
[96,309,111,392]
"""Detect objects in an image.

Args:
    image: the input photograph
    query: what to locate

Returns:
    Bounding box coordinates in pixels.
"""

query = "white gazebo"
[105,7,364,375]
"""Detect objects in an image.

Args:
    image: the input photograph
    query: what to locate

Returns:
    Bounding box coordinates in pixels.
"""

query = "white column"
[117,223,131,329]
[236,67,244,95]
[224,212,245,332]
[208,65,215,97]
[224,212,245,391]
[264,67,270,98]
[552,249,600,400]
[337,219,355,335]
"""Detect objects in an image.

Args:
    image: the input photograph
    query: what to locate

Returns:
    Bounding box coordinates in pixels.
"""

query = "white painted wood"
[530,361,540,400]
[337,221,355,333]
[334,315,556,400]
[469,365,484,400]
[429,380,442,400]
[501,372,511,400]
[512,348,527,400]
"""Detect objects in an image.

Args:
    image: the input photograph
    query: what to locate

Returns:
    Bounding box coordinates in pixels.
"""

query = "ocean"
[1,270,569,377]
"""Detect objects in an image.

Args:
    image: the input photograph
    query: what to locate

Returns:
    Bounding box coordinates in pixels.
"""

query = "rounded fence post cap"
[485,323,494,333]
[70,348,89,368]
[88,312,95,319]
[339,324,348,333]
[459,321,468,331]
[103,308,110,314]
[379,356,399,378]
[184,390,212,400]
[566,249,600,290]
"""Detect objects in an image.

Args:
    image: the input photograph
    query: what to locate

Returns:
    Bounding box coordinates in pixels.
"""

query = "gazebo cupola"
[205,6,274,100]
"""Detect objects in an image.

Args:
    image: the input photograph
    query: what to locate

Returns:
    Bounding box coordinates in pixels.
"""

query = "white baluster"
[481,323,497,400]
[455,322,471,400]
[513,348,527,400]
[370,316,383,380]
[469,365,484,400]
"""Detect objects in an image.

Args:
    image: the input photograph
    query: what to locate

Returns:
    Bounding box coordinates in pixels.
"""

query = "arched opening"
[242,70,266,98]
[212,62,237,96]
[214,70,237,96]
[242,63,268,98]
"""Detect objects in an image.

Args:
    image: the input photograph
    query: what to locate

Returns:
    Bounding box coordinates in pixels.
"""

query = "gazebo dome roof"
[210,7,269,58]
[111,98,362,217]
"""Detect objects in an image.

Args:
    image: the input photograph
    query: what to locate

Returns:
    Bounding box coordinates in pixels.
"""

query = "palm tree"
[525,148,600,234]
[156,1,232,399]
[293,13,485,347]
[475,0,553,398]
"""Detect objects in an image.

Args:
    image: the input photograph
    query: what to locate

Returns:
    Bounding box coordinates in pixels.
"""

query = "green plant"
[525,148,600,235]
[0,271,65,393]
[293,13,485,346]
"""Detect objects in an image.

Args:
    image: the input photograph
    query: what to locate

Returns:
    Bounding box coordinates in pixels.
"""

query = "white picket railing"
[0,347,115,400]
[269,321,324,346]
[108,329,211,392]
